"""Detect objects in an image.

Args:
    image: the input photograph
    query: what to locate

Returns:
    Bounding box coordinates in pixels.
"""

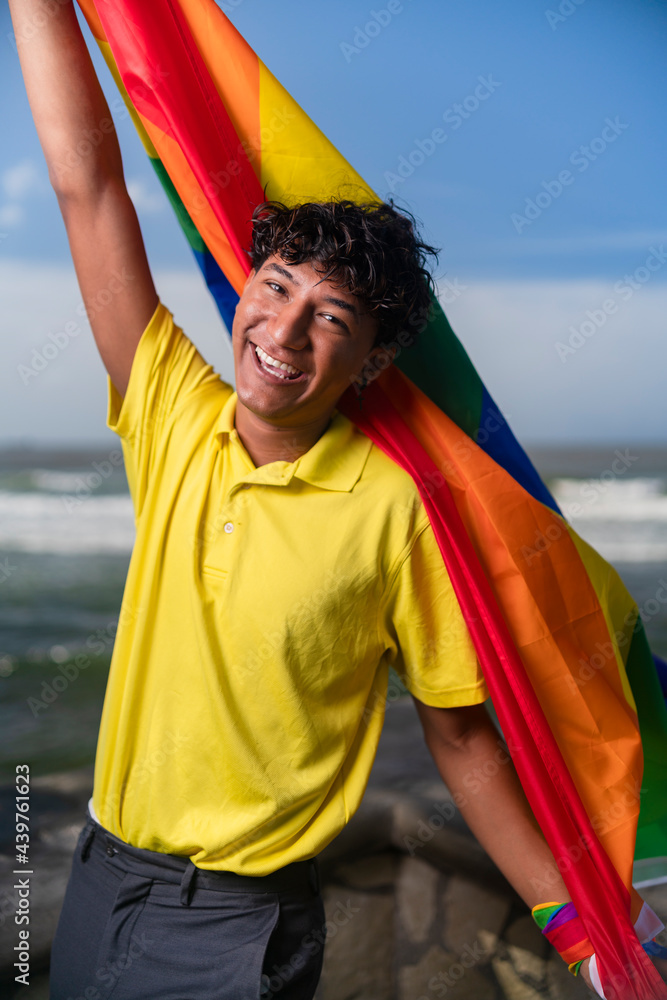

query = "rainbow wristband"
[532,901,595,974]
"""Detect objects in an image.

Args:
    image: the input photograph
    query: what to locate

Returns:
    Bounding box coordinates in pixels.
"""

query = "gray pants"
[49,816,327,1000]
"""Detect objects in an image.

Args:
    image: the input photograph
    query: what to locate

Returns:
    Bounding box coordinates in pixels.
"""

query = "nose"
[266,299,311,352]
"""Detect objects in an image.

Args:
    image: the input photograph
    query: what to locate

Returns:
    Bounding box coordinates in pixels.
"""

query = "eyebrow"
[264,262,298,284]
[263,262,360,320]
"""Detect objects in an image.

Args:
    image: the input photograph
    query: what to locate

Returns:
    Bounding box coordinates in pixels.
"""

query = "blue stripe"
[192,247,239,334]
[478,385,560,514]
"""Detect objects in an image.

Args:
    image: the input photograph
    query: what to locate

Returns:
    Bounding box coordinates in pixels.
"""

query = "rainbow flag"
[76,1,667,995]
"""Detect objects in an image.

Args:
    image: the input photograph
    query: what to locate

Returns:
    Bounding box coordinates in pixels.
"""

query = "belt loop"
[180,860,197,906]
[80,821,96,863]
[308,858,320,896]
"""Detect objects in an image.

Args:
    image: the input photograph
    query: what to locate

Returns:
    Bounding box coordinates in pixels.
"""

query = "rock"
[396,855,439,944]
[504,913,549,957]
[478,928,501,958]
[441,876,511,955]
[506,943,546,983]
[329,851,398,891]
[546,950,590,999]
[314,885,394,1000]
[318,791,394,877]
[398,943,497,999]
[492,955,543,1000]
[390,796,507,889]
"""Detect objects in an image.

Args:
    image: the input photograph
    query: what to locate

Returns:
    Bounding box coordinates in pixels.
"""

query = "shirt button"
[223,522,234,534]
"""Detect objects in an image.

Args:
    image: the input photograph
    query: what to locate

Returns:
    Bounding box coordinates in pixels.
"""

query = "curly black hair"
[248,200,439,348]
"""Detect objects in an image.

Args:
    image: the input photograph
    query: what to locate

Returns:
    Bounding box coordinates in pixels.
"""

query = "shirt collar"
[215,390,372,493]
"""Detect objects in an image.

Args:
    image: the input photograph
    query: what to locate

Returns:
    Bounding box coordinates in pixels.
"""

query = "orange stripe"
[376,364,642,890]
[77,0,106,40]
[77,0,249,294]
[144,123,249,293]
[177,0,261,180]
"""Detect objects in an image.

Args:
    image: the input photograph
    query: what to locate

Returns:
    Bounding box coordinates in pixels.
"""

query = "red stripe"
[338,380,667,1000]
[93,0,263,269]
[545,916,593,956]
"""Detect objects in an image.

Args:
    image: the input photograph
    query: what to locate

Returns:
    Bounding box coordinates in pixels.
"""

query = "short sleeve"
[107,300,223,519]
[380,518,489,708]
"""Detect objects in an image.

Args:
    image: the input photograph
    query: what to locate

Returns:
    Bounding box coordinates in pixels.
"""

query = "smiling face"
[232,254,384,429]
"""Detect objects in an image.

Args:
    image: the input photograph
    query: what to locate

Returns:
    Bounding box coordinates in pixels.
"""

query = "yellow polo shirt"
[92,300,487,873]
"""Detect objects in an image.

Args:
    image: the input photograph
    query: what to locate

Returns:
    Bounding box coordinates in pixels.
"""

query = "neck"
[234,399,333,467]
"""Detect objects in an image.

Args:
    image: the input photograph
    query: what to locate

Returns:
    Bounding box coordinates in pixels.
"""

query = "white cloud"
[0,261,232,446]
[0,261,664,446]
[487,230,667,257]
[126,179,165,214]
[0,204,24,228]
[2,159,43,201]
[443,277,667,443]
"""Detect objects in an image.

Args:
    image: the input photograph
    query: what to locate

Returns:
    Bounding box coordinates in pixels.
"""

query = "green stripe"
[532,902,563,930]
[395,294,483,438]
[149,156,206,254]
[625,618,667,852]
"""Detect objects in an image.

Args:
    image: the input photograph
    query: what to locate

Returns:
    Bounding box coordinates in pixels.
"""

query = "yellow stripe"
[565,524,638,712]
[98,39,159,159]
[258,61,377,205]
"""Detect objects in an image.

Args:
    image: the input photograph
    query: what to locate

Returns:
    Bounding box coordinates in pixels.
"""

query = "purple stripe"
[547,902,578,932]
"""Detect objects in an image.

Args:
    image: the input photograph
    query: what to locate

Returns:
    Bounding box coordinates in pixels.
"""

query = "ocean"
[0,443,666,780]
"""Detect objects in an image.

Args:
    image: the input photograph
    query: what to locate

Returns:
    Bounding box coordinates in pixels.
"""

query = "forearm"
[418,701,571,908]
[9,0,123,193]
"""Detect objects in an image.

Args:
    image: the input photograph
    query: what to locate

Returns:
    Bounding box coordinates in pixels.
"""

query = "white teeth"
[255,344,302,377]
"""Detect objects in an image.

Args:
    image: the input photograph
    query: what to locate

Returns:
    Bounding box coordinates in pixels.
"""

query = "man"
[11,2,608,997]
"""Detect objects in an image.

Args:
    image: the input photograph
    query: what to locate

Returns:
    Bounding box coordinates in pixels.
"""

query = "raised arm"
[9,0,159,398]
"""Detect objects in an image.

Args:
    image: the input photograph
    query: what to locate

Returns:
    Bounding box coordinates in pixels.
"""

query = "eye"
[320,312,350,333]
[265,280,285,294]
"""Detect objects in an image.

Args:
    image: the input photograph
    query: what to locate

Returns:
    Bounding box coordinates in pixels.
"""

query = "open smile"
[250,341,308,385]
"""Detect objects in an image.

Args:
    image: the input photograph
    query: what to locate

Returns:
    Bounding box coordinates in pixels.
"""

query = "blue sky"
[1,0,666,446]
